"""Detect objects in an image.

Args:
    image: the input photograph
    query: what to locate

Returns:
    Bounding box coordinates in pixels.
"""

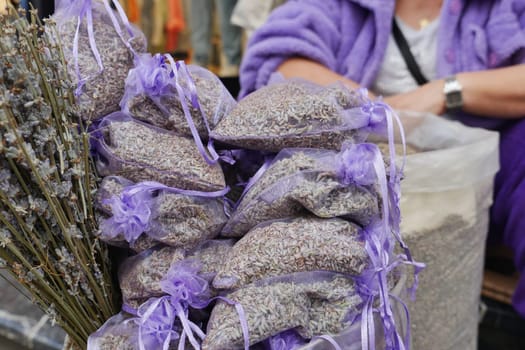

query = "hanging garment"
[127,0,140,23]
[165,0,185,52]
[151,0,166,48]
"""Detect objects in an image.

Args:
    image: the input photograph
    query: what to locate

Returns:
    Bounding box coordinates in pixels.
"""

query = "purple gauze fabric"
[99,180,230,244]
[240,0,525,318]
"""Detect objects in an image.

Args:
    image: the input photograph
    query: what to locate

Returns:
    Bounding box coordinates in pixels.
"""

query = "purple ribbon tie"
[337,143,378,187]
[99,180,229,244]
[164,54,221,165]
[135,296,179,350]
[99,191,152,243]
[159,260,210,350]
[72,0,137,97]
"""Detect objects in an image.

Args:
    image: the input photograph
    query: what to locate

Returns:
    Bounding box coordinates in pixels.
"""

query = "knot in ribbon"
[100,190,152,243]
[337,143,378,187]
[135,296,179,350]
[128,53,173,99]
[159,260,210,349]
[160,260,211,310]
[362,101,388,133]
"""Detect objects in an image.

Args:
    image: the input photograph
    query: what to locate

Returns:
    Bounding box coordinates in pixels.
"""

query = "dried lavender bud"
[203,282,310,350]
[128,66,236,139]
[298,297,360,339]
[222,151,379,237]
[302,275,357,301]
[210,80,365,152]
[119,246,186,304]
[96,118,226,191]
[186,239,235,276]
[128,235,160,253]
[148,192,227,248]
[1,9,118,347]
[92,334,136,350]
[95,176,133,214]
[52,7,147,121]
[213,217,368,290]
[298,275,361,340]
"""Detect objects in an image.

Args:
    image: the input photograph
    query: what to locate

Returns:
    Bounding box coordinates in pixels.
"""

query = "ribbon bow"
[159,260,209,349]
[99,181,229,244]
[135,296,179,350]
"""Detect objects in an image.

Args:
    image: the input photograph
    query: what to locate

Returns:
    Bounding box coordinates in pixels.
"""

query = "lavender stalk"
[0,6,118,349]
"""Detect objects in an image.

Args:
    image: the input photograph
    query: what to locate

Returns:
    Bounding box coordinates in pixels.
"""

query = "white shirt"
[371,17,440,97]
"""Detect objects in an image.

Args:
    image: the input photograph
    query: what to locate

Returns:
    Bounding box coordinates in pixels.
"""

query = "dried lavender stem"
[0,207,97,327]
[3,111,114,317]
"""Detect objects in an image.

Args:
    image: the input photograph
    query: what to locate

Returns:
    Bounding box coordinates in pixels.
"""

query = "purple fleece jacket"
[240,0,525,318]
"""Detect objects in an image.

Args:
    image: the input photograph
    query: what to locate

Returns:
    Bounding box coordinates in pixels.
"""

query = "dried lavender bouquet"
[0,7,118,349]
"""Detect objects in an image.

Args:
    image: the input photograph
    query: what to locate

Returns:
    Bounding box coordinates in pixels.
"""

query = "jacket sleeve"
[238,0,345,98]
[486,0,525,65]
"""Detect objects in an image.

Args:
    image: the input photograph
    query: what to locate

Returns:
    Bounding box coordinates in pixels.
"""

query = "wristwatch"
[443,75,463,112]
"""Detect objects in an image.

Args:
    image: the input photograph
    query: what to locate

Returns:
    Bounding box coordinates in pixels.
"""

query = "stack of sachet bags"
[53,2,418,349]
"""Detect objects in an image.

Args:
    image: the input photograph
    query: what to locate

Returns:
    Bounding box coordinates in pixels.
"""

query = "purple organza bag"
[210,79,385,152]
[203,271,361,350]
[119,240,235,310]
[87,301,181,350]
[95,176,228,249]
[92,112,226,191]
[87,312,141,350]
[221,143,381,237]
[213,216,368,291]
[121,53,236,139]
[50,0,147,120]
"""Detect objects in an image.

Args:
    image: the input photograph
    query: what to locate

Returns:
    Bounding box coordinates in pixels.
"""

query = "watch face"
[444,77,463,111]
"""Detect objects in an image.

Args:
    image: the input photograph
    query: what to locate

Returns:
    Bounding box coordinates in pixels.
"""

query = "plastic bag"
[210,79,378,152]
[213,216,368,290]
[92,112,226,191]
[51,0,147,120]
[121,54,236,139]
[392,112,500,350]
[204,271,360,350]
[95,176,228,249]
[119,240,235,309]
[222,144,381,237]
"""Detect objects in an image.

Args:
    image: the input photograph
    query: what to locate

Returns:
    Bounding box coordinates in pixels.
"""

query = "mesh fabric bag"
[92,112,226,191]
[222,143,382,237]
[51,0,147,120]
[210,79,380,152]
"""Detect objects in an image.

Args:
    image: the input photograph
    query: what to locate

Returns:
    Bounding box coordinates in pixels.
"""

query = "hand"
[383,79,446,115]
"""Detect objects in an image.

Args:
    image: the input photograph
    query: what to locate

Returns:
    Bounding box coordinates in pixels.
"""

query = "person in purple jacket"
[239,0,525,319]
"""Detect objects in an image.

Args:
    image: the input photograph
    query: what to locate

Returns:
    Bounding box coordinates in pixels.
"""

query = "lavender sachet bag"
[119,240,235,310]
[210,79,383,152]
[121,53,236,139]
[89,259,214,350]
[92,112,226,191]
[203,271,361,350]
[221,143,382,237]
[214,216,368,290]
[95,176,229,249]
[50,0,147,120]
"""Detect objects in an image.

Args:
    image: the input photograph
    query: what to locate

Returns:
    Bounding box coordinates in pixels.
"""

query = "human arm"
[277,57,365,93]
[238,0,348,98]
[384,65,525,119]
